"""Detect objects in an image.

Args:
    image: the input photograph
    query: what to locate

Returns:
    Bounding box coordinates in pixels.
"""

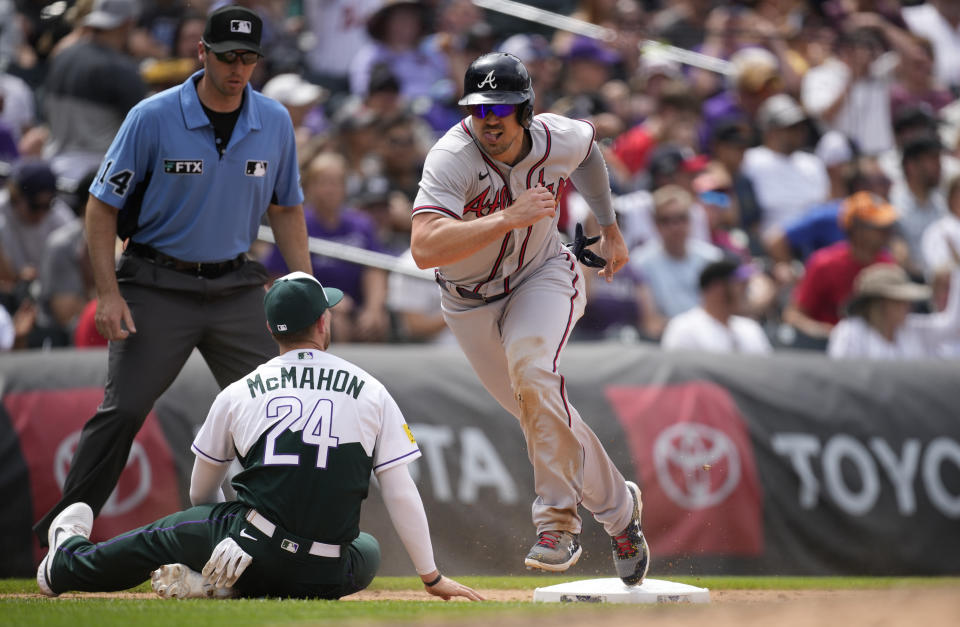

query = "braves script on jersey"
[192,348,420,543]
[413,113,596,297]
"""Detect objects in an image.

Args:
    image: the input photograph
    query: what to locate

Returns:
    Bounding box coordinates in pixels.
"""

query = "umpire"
[33,5,312,544]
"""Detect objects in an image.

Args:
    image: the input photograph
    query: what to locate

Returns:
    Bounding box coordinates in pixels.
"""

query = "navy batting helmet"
[459,53,535,128]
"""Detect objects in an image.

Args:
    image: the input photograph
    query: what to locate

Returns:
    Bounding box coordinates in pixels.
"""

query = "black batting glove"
[566,222,607,268]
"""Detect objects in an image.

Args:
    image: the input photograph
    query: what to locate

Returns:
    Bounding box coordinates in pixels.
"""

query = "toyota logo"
[653,422,741,510]
[55,431,152,516]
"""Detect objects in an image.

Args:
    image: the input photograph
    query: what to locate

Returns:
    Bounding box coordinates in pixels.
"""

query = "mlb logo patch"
[246,160,268,177]
[298,351,314,360]
[277,324,287,331]
[280,538,299,554]
[231,20,252,34]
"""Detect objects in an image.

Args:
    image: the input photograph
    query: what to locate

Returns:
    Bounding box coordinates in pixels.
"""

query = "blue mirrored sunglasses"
[469,103,516,119]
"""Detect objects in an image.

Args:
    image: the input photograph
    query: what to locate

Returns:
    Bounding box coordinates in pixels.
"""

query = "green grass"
[1,597,555,627]
[3,576,959,627]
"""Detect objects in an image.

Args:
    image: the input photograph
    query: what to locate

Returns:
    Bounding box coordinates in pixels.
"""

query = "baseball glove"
[566,222,607,268]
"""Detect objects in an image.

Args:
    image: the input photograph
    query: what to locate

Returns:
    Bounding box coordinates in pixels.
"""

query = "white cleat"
[37,502,94,597]
[151,563,238,599]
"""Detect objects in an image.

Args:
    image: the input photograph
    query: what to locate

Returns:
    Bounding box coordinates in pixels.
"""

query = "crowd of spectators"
[1,0,959,360]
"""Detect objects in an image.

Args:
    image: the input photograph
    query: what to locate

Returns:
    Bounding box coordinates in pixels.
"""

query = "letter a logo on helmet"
[459,53,536,128]
[478,70,497,90]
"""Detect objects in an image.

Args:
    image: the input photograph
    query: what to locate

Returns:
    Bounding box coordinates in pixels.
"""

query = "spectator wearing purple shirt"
[265,152,389,342]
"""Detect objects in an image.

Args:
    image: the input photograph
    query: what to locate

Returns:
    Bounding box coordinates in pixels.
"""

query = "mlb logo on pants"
[281,538,299,554]
[231,20,252,33]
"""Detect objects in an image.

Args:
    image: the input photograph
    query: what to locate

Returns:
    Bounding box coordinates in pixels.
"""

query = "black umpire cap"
[202,6,263,56]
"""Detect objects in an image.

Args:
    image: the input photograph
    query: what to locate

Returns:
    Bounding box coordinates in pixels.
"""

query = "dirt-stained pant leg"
[442,253,634,536]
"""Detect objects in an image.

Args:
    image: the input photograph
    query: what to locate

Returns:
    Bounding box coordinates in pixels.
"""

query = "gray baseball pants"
[34,253,277,544]
[441,251,635,537]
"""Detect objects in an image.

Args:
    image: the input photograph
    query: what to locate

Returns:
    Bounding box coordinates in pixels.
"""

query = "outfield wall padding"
[1,345,958,578]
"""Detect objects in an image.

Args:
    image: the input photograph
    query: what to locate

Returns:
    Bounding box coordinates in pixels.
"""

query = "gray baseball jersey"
[193,348,421,544]
[412,113,635,538]
[413,113,595,297]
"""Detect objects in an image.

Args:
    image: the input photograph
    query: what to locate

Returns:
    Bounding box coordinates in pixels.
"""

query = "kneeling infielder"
[38,272,482,601]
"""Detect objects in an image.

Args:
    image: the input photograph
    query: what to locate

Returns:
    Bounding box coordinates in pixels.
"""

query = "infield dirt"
[354,587,960,626]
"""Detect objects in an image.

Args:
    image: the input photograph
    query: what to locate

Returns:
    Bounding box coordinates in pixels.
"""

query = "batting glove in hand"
[202,537,252,589]
[566,222,607,268]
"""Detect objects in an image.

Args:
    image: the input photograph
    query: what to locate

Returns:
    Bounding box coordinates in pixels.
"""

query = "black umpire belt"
[435,272,508,304]
[245,508,341,558]
[126,242,246,279]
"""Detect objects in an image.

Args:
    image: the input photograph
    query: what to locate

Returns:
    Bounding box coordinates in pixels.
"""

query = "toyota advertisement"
[2,345,959,577]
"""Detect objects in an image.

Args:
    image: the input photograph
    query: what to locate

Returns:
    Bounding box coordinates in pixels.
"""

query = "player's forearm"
[189,456,228,505]
[85,195,123,298]
[378,465,438,576]
[410,211,517,269]
[266,204,312,274]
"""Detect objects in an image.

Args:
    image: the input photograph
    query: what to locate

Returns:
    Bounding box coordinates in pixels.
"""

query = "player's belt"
[245,508,341,558]
[435,271,509,304]
[126,242,246,279]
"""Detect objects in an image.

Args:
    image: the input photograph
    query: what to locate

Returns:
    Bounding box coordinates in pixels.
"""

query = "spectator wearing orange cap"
[827,262,960,359]
[782,192,899,343]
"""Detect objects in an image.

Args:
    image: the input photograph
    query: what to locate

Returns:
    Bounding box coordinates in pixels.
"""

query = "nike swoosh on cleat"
[239,528,257,541]
[479,172,489,180]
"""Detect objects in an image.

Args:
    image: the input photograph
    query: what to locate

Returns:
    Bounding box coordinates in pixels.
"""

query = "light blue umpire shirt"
[87,70,304,262]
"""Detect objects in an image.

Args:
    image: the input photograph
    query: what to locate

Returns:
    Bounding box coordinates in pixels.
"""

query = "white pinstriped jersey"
[413,113,596,298]
[192,348,420,541]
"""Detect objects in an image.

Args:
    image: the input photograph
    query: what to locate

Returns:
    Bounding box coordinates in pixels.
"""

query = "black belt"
[435,272,509,304]
[126,242,246,279]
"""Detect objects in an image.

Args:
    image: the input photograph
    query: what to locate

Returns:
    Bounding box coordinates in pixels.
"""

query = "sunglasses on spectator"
[469,104,516,119]
[206,47,260,65]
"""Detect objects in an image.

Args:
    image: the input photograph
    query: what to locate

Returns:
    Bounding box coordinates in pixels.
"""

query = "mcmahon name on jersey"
[245,366,365,399]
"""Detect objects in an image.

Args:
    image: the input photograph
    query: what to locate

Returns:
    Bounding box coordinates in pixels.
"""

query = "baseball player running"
[410,52,650,585]
[38,273,482,601]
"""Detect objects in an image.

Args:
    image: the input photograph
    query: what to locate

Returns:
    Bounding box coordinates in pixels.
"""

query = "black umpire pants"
[33,253,277,544]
